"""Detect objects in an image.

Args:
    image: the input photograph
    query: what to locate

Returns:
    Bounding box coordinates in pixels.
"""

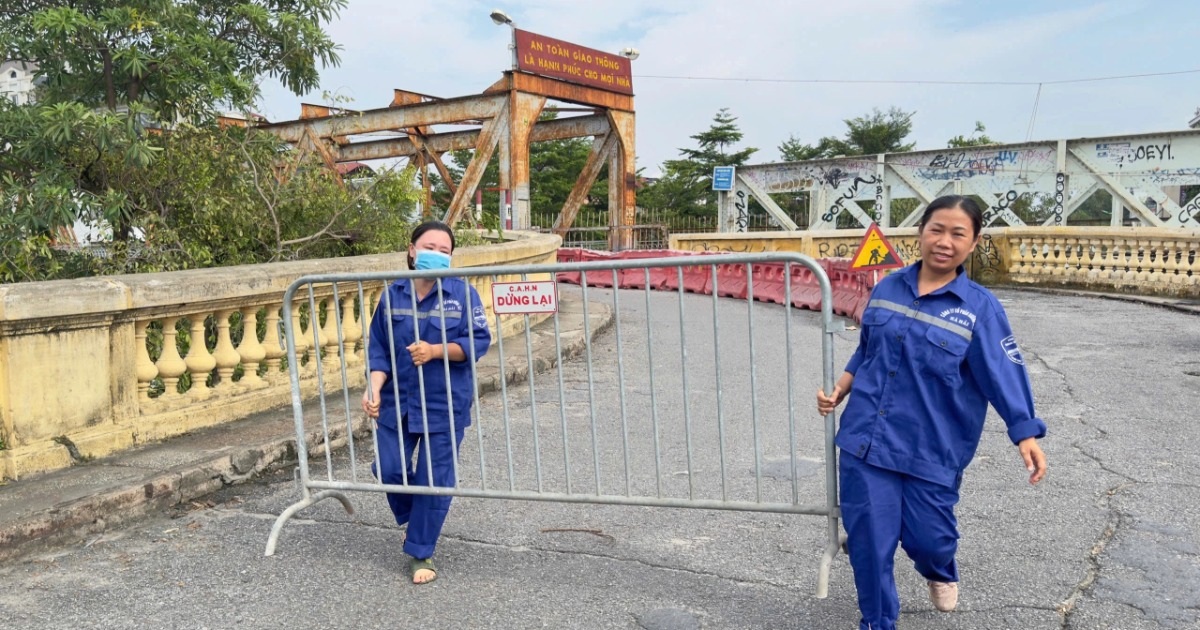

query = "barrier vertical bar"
[644,269,663,498]
[784,265,799,505]
[330,283,359,481]
[552,297,572,494]
[676,266,695,500]
[467,280,488,492]
[359,283,382,486]
[382,283,410,486]
[746,264,763,503]
[712,265,728,501]
[435,278,461,491]
[612,269,632,496]
[492,274,517,491]
[411,282,435,490]
[521,273,544,493]
[581,271,602,494]
[307,286,334,481]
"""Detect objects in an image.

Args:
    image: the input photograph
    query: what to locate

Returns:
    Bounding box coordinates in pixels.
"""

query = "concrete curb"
[998,285,1200,316]
[0,294,614,564]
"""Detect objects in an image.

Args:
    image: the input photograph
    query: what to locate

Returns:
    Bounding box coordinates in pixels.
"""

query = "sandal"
[410,556,437,585]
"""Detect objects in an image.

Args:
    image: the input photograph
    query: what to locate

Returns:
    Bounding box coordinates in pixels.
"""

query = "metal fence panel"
[263,253,844,597]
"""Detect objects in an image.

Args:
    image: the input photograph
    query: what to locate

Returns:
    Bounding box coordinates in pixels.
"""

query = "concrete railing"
[670,227,1200,298]
[1006,227,1200,295]
[0,232,561,481]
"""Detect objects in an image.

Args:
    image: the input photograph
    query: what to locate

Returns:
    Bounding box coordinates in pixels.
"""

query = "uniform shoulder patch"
[1001,335,1024,365]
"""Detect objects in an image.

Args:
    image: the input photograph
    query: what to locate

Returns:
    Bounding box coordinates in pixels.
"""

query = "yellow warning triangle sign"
[851,223,906,271]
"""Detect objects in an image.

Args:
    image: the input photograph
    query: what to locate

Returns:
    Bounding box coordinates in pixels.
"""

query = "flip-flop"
[410,556,437,585]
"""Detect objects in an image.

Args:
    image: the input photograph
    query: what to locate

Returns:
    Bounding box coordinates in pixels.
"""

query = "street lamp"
[619,47,640,61]
[489,9,517,70]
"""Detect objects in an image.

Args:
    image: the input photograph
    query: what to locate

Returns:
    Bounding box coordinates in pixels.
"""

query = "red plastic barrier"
[748,263,785,306]
[553,248,877,323]
[788,264,823,311]
[712,262,749,300]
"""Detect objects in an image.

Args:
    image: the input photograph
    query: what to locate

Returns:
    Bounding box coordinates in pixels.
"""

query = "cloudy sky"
[259,0,1200,176]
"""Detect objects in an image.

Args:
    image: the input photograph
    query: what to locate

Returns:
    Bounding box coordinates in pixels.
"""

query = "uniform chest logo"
[938,307,977,330]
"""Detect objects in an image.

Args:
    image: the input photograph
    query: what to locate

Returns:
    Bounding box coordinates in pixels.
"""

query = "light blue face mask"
[414,250,452,271]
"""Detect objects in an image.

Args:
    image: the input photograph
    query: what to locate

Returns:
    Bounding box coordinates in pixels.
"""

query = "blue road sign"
[712,166,735,191]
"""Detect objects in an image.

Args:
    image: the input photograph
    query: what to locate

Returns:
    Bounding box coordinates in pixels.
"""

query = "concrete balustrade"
[0,232,560,481]
[1006,227,1200,294]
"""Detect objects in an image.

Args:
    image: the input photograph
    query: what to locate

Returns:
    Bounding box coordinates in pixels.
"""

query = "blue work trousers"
[376,421,466,560]
[840,451,961,630]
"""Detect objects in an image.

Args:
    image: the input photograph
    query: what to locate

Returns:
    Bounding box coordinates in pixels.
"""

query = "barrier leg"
[815,515,844,599]
[264,490,356,557]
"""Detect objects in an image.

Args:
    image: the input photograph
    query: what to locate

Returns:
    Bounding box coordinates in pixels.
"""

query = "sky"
[258,0,1200,176]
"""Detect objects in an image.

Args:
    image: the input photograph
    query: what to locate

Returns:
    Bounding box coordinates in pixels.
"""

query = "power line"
[1025,83,1043,141]
[634,68,1200,87]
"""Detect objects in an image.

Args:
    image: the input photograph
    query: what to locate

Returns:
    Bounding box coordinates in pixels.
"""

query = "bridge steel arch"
[718,130,1200,232]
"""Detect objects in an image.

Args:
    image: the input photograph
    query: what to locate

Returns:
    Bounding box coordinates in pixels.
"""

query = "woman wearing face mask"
[361,220,491,585]
[816,195,1048,629]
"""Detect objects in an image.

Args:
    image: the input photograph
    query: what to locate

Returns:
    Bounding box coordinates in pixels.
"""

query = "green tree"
[1,0,344,120]
[779,107,916,160]
[640,108,758,216]
[947,121,997,148]
[0,0,351,281]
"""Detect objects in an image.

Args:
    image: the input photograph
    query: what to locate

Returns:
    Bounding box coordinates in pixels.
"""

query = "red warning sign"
[850,223,906,271]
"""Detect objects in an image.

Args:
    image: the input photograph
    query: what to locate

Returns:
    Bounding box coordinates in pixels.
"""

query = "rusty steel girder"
[261,70,637,235]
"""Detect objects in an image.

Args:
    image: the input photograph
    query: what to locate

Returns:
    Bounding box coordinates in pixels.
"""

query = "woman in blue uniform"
[817,195,1048,629]
[361,220,491,584]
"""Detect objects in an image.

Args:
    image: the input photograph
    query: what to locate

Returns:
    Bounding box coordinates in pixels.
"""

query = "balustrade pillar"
[184,316,216,398]
[290,300,313,373]
[340,287,364,364]
[135,320,159,401]
[261,304,286,384]
[237,306,267,387]
[211,309,242,388]
[320,297,343,373]
[1165,239,1184,285]
[155,317,187,398]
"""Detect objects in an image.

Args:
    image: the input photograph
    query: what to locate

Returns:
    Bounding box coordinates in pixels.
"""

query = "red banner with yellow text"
[514,29,633,95]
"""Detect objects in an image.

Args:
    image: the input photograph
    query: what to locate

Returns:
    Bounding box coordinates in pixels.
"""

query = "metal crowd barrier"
[263,253,845,598]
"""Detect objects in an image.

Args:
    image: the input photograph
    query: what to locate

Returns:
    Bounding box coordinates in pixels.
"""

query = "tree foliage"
[0,1,388,283]
[779,107,916,161]
[639,108,758,216]
[947,121,997,148]
[1,0,345,120]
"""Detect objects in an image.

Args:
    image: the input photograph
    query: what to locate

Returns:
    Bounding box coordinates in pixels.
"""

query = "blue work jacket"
[367,277,491,433]
[837,263,1046,488]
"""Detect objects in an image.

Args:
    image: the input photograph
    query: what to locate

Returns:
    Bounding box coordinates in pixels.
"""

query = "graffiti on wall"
[734,189,750,232]
[983,190,1021,226]
[693,240,770,254]
[816,237,920,262]
[970,234,1005,283]
[822,174,880,223]
[916,150,1020,181]
[1180,193,1200,226]
[1097,142,1175,165]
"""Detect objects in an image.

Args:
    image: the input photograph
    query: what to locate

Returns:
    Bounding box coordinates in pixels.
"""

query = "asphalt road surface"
[2,287,1198,630]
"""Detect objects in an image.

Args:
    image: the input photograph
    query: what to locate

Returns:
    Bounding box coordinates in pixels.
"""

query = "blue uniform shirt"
[837,262,1046,488]
[367,277,492,433]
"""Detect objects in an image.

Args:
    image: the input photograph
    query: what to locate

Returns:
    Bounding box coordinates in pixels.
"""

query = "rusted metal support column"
[507,91,547,230]
[444,107,510,226]
[606,109,637,251]
[554,133,616,234]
